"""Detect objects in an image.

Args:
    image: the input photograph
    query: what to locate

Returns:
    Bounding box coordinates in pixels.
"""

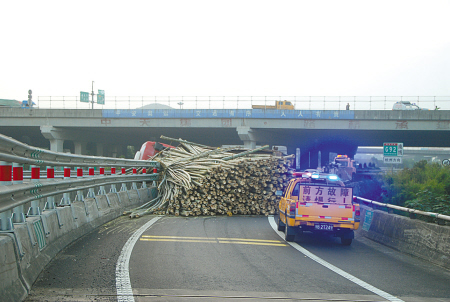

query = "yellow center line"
[141,235,283,243]
[142,235,213,240]
[140,238,217,243]
[216,237,282,243]
[218,241,287,247]
[139,236,287,247]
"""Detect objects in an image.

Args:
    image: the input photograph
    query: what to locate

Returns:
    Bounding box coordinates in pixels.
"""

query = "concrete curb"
[0,187,156,302]
[357,205,450,270]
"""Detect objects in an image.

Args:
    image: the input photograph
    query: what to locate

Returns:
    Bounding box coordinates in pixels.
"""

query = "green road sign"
[383,142,403,156]
[80,91,90,102]
[97,89,105,104]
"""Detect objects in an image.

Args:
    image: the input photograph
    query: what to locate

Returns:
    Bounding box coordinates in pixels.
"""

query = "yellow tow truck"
[277,172,360,245]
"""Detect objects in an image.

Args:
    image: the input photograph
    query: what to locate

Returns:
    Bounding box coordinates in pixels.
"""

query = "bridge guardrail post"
[98,167,107,195]
[131,167,142,201]
[141,168,147,189]
[109,167,118,193]
[60,167,71,206]
[86,167,96,198]
[76,167,85,202]
[120,167,128,192]
[27,165,42,216]
[12,163,26,223]
[131,167,138,190]
[97,167,111,206]
[109,167,122,203]
[44,166,56,211]
[152,167,157,186]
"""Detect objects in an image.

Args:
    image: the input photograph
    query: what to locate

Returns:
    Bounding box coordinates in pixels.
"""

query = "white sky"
[1,0,450,107]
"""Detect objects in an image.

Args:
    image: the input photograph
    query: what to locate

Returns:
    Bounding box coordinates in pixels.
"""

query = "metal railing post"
[131,167,138,190]
[76,167,85,201]
[12,163,26,223]
[141,167,147,189]
[0,161,13,230]
[86,167,96,198]
[28,165,41,216]
[98,167,107,195]
[152,167,157,186]
[60,167,71,205]
[44,166,56,210]
[120,167,128,192]
[110,167,117,193]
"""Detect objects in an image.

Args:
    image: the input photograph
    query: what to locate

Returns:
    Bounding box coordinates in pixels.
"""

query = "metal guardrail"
[0,133,159,168]
[33,95,449,111]
[0,174,157,215]
[0,134,161,232]
[355,196,450,223]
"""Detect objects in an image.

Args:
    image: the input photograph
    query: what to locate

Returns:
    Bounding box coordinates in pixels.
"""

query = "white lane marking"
[268,216,404,302]
[116,216,162,302]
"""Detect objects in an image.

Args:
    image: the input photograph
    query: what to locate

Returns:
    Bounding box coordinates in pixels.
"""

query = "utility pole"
[91,81,95,109]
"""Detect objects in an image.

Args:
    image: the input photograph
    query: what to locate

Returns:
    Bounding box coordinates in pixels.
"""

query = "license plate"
[314,224,333,231]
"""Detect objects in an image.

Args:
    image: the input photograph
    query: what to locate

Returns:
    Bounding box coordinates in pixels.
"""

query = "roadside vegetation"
[381,160,450,220]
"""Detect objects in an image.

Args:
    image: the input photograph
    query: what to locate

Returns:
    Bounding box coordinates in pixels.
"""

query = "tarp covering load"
[125,136,293,218]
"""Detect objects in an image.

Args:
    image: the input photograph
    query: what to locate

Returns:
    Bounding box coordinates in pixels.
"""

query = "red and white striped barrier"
[0,161,12,186]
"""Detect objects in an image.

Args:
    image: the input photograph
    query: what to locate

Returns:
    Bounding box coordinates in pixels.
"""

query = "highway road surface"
[25,215,450,302]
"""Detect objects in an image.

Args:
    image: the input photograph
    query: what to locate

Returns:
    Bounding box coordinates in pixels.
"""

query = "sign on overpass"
[383,142,403,156]
[102,109,355,119]
[80,91,90,102]
[383,142,403,164]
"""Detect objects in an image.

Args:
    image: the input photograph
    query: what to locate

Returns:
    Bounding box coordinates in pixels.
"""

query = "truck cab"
[327,154,356,182]
[252,100,295,110]
[277,172,360,245]
[275,100,294,109]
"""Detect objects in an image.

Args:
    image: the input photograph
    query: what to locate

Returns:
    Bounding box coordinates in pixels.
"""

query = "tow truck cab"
[277,172,360,245]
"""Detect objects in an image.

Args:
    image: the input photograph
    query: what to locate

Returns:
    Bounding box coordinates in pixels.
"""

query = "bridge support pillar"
[74,141,88,155]
[96,143,104,156]
[237,126,256,149]
[296,148,301,170]
[40,125,65,153]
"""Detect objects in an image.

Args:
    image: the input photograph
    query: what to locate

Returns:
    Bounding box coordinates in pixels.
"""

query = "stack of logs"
[164,157,291,217]
[126,136,293,218]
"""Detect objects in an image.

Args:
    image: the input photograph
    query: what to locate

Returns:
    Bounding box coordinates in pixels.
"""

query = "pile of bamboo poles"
[125,136,293,218]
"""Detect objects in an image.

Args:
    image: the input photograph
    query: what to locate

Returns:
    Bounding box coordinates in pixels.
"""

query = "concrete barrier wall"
[358,206,450,270]
[0,187,157,302]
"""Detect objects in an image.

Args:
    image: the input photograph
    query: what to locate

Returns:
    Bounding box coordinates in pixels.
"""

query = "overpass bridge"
[1,106,450,169]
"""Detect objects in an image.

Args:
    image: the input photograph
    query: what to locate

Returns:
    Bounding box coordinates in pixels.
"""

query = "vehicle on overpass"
[277,172,360,245]
[0,99,21,107]
[392,101,428,110]
[252,100,294,110]
[0,99,36,108]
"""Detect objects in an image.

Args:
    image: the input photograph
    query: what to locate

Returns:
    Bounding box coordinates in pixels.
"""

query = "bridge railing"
[0,134,160,232]
[34,96,449,111]
[355,196,450,224]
